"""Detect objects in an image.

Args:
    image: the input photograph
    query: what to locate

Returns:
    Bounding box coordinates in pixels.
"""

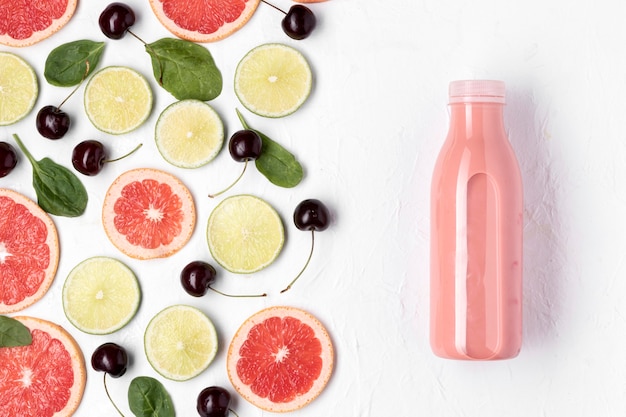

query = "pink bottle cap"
[449,80,505,104]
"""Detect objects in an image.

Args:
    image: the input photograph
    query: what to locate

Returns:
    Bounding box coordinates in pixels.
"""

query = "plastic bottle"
[430,80,523,360]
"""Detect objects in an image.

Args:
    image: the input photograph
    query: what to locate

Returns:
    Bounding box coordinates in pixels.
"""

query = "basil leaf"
[44,40,105,86]
[236,109,304,188]
[0,316,32,348]
[13,134,88,217]
[128,376,175,417]
[146,38,222,101]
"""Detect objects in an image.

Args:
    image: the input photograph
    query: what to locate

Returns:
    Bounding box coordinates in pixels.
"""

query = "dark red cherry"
[99,2,136,39]
[294,199,330,231]
[181,261,266,298]
[91,342,128,378]
[36,105,70,139]
[197,386,231,417]
[0,142,18,177]
[72,140,106,176]
[281,199,331,293]
[281,5,316,40]
[228,130,262,162]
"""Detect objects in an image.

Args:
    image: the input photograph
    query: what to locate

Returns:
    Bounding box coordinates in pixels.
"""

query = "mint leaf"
[44,40,105,86]
[128,376,175,417]
[13,134,88,217]
[0,316,32,347]
[146,38,222,101]
[236,109,304,188]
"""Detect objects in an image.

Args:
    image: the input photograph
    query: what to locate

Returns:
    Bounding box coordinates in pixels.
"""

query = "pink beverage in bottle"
[430,80,523,360]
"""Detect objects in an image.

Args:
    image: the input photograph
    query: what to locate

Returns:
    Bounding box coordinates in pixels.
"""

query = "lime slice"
[62,257,141,334]
[0,52,38,126]
[155,99,224,168]
[84,66,153,134]
[144,305,218,381]
[207,194,284,273]
[234,43,312,118]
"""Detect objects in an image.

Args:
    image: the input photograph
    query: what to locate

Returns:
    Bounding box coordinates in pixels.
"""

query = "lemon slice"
[155,99,224,168]
[234,43,312,118]
[0,52,38,126]
[84,66,153,134]
[207,194,284,273]
[62,257,141,334]
[144,305,218,381]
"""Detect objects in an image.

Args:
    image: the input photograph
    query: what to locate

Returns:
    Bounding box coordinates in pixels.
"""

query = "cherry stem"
[209,160,249,198]
[103,373,126,417]
[229,408,240,417]
[209,286,267,298]
[104,143,143,163]
[260,0,286,14]
[127,29,148,45]
[281,230,315,293]
[57,61,90,110]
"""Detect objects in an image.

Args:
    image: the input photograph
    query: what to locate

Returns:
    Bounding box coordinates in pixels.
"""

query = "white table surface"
[2,0,625,415]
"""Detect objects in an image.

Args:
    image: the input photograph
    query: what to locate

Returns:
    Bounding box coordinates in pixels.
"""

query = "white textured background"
[2,0,626,416]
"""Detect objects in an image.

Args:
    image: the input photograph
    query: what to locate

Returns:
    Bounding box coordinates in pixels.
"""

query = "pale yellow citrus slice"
[144,305,218,381]
[0,52,38,126]
[207,194,284,273]
[234,43,312,118]
[155,99,224,168]
[62,256,141,334]
[84,66,153,134]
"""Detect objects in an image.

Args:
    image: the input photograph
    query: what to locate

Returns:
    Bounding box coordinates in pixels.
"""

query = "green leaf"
[236,109,304,188]
[146,38,222,101]
[44,40,105,86]
[0,316,32,348]
[13,134,88,217]
[128,376,175,417]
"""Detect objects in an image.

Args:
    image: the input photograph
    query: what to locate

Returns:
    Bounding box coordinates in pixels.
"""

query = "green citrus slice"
[0,52,38,126]
[207,194,284,273]
[62,256,141,335]
[84,66,153,134]
[234,43,312,118]
[144,305,218,381]
[155,99,224,168]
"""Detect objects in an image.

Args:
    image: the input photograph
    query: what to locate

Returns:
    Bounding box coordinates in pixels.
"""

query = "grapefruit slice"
[0,188,59,314]
[227,306,334,412]
[0,316,86,417]
[102,168,196,260]
[0,0,77,47]
[148,0,261,42]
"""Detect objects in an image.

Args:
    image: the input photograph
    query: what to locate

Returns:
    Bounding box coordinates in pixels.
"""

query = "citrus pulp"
[148,0,260,42]
[102,168,196,260]
[0,316,86,417]
[0,0,77,47]
[144,305,218,381]
[84,66,153,135]
[0,52,38,126]
[155,99,225,168]
[0,188,58,314]
[234,43,313,118]
[62,256,141,334]
[227,306,334,412]
[207,194,284,273]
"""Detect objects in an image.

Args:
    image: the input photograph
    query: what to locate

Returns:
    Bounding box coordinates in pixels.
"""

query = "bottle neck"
[448,102,505,142]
